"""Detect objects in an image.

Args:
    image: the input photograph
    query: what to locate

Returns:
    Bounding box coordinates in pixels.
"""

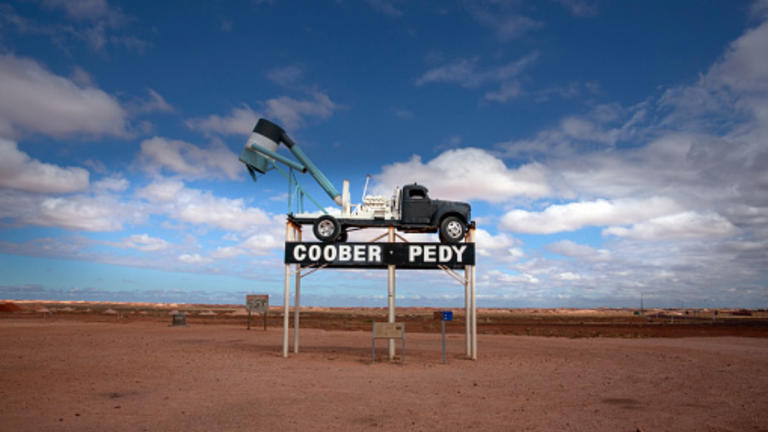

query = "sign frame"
[285,242,475,269]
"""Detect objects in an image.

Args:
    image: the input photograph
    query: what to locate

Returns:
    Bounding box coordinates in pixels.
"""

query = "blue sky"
[1,0,767,308]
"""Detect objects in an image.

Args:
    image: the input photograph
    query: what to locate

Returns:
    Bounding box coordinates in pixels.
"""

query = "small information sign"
[246,295,269,313]
[246,294,269,330]
[442,311,453,322]
[372,322,405,363]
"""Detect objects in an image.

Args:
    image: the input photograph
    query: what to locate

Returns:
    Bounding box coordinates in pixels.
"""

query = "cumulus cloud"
[186,105,259,136]
[545,240,611,261]
[0,139,89,193]
[474,229,523,260]
[138,179,271,231]
[0,55,128,138]
[500,197,681,234]
[31,195,138,231]
[121,234,169,251]
[264,90,337,130]
[178,253,211,264]
[187,90,337,136]
[139,137,241,180]
[374,148,551,202]
[210,246,246,259]
[603,212,737,240]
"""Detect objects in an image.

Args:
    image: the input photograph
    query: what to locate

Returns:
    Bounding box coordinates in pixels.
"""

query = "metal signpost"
[436,310,453,364]
[246,294,269,331]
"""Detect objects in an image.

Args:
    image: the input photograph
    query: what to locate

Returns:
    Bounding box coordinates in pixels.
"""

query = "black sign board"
[284,242,475,269]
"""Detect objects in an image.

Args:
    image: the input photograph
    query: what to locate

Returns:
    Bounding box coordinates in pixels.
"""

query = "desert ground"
[2,301,768,431]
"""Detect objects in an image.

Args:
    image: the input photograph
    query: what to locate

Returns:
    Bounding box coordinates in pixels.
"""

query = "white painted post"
[470,226,477,360]
[465,264,471,358]
[388,225,396,360]
[293,227,301,354]
[471,264,477,360]
[283,221,292,358]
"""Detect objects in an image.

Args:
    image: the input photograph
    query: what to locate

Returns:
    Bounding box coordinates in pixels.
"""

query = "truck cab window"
[409,190,426,199]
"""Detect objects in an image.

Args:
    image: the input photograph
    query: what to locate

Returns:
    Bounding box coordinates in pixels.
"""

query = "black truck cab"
[399,184,471,243]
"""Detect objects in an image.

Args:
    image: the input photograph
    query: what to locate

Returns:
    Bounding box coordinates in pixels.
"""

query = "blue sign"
[441,311,453,321]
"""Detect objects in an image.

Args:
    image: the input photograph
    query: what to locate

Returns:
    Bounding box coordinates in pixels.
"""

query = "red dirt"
[1,317,768,431]
[0,302,22,312]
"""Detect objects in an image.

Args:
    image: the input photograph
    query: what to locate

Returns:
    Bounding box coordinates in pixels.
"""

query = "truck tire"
[313,215,341,242]
[439,216,466,243]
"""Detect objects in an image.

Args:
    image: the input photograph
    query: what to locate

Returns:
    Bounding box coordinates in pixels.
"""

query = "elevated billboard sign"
[284,242,475,269]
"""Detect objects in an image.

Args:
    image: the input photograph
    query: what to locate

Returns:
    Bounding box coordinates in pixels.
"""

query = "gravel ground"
[1,319,767,431]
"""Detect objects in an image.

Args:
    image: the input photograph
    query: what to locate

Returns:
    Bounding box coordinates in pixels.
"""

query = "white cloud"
[178,253,211,264]
[138,179,271,232]
[92,176,129,193]
[416,53,538,89]
[485,269,540,285]
[556,272,582,281]
[121,234,169,251]
[266,65,303,86]
[139,137,241,180]
[241,232,283,255]
[704,20,768,92]
[0,139,89,193]
[545,240,611,261]
[186,104,259,137]
[264,90,337,130]
[187,91,337,135]
[604,211,737,240]
[210,246,246,259]
[133,89,173,114]
[31,195,135,231]
[500,197,681,234]
[0,55,128,138]
[374,148,551,202]
[474,229,522,260]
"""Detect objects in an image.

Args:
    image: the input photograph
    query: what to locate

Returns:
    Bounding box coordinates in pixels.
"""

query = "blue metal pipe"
[286,142,341,204]
[246,144,307,173]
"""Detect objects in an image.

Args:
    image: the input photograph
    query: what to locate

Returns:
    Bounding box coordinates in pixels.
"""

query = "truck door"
[401,186,433,224]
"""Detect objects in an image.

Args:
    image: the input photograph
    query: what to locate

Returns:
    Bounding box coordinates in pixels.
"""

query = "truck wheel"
[313,215,340,242]
[439,216,466,243]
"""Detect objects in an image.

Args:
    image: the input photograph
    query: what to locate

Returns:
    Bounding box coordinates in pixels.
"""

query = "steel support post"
[388,225,396,360]
[293,227,301,354]
[283,221,292,358]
